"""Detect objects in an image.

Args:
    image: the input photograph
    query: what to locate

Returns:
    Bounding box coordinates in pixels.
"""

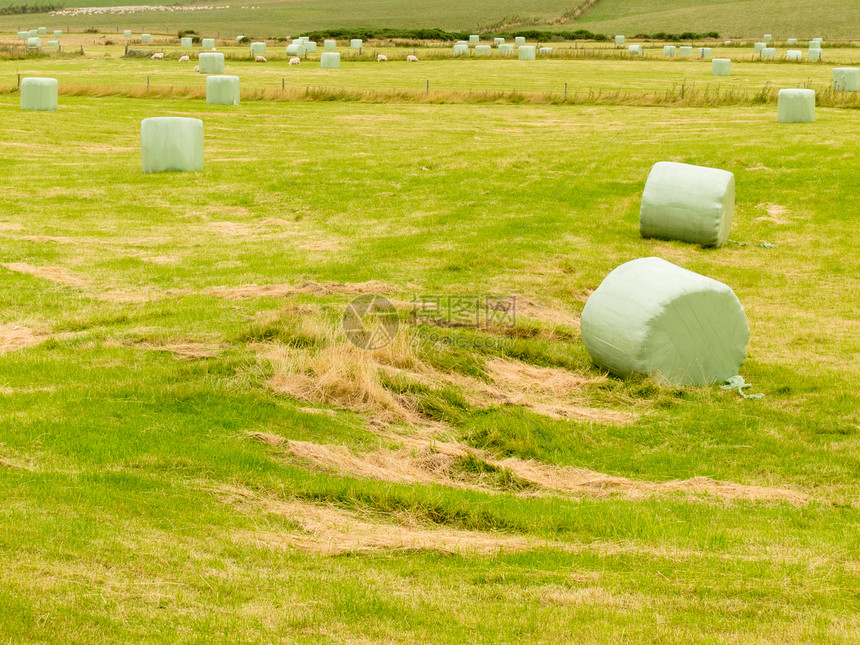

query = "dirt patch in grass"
[1,263,91,288]
[211,280,393,299]
[0,324,47,354]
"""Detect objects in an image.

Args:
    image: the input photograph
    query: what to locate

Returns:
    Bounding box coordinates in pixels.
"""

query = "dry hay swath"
[133,340,224,360]
[0,324,47,354]
[210,280,393,300]
[754,203,791,225]
[1,262,90,288]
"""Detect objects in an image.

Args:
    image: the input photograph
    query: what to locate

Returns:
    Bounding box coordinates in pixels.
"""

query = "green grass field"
[1,28,859,645]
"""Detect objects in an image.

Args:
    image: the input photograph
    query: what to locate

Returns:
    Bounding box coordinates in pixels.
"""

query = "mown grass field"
[1,32,859,644]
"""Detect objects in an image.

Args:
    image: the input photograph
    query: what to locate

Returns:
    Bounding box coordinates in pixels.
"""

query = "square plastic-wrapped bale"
[515,36,525,46]
[833,67,860,92]
[518,45,536,60]
[17,32,27,40]
[123,30,132,38]
[350,39,362,49]
[475,45,491,56]
[764,34,772,42]
[581,257,750,387]
[456,40,468,46]
[305,41,317,53]
[320,52,340,68]
[198,52,225,74]
[141,117,203,173]
[813,37,823,44]
[639,161,734,247]
[663,45,676,57]
[777,88,815,123]
[469,35,479,44]
[498,44,514,54]
[324,39,337,51]
[20,77,57,111]
[809,48,822,61]
[809,40,821,50]
[53,30,62,38]
[724,40,733,45]
[27,37,41,48]
[494,37,505,46]
[679,46,693,57]
[539,47,552,54]
[453,43,469,56]
[698,47,712,58]
[615,35,625,45]
[38,27,46,35]
[141,34,151,43]
[28,29,37,37]
[628,44,642,55]
[250,42,266,56]
[202,38,215,49]
[787,38,797,45]
[786,50,802,61]
[761,47,775,60]
[754,42,765,53]
[46,40,59,49]
[206,75,240,105]
[180,37,192,48]
[712,58,731,76]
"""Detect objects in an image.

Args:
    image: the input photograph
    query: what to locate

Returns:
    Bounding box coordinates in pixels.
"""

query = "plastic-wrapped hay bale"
[453,43,469,56]
[236,35,244,42]
[53,30,62,38]
[305,41,317,53]
[777,89,815,123]
[141,117,203,173]
[17,32,27,40]
[499,44,514,54]
[320,52,340,68]
[615,35,625,45]
[539,47,552,54]
[582,258,750,386]
[475,45,491,56]
[639,161,734,247]
[469,35,479,44]
[786,50,802,61]
[679,46,693,57]
[27,37,41,48]
[38,27,46,35]
[764,34,772,43]
[20,77,57,111]
[285,43,304,56]
[202,38,215,49]
[141,34,151,43]
[494,37,505,46]
[123,30,132,38]
[754,42,765,53]
[518,45,536,61]
[28,29,37,37]
[181,37,192,47]
[761,47,775,60]
[787,38,797,45]
[812,37,823,44]
[515,36,525,46]
[206,75,240,105]
[456,40,468,46]
[698,47,712,58]
[833,67,860,92]
[198,52,225,74]
[809,40,821,50]
[250,42,266,56]
[46,40,59,49]
[712,58,731,76]
[724,40,733,45]
[350,39,362,49]
[663,45,676,57]
[628,44,642,55]
[324,39,336,51]
[809,49,822,61]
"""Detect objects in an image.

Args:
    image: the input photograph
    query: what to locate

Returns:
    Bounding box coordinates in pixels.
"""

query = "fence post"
[147,76,150,91]
[426,79,429,94]
[564,82,567,101]
[17,73,20,89]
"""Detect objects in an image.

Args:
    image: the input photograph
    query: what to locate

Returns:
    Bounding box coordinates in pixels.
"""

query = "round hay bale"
[475,45,491,56]
[615,35,625,45]
[20,77,57,111]
[833,67,860,92]
[663,45,676,57]
[206,75,240,105]
[639,161,734,247]
[180,37,192,48]
[320,52,340,69]
[498,44,514,55]
[26,37,41,48]
[777,89,815,123]
[324,39,337,51]
[250,42,266,56]
[581,257,750,386]
[515,36,526,46]
[518,45,536,61]
[141,34,151,43]
[198,52,225,75]
[712,58,731,76]
[141,117,204,173]
[786,50,802,61]
[285,43,305,56]
[350,39,362,49]
[679,45,693,57]
[761,47,776,60]
[202,38,215,49]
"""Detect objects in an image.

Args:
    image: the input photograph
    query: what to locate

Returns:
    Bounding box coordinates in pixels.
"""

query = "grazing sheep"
[178,55,190,62]
[407,55,419,62]
[255,55,267,63]
[151,53,163,60]
[377,54,387,62]
[289,57,300,65]
[193,65,199,72]
[211,47,217,51]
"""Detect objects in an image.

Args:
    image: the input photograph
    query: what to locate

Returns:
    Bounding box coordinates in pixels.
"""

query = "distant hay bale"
[723,40,732,45]
[26,37,41,48]
[518,45,536,60]
[250,42,266,56]
[494,37,505,46]
[777,89,815,123]
[712,58,731,75]
[754,42,765,53]
[539,47,552,54]
[764,34,772,43]
[469,35,479,44]
[581,257,750,387]
[808,48,822,61]
[515,36,526,46]
[28,29,37,37]
[787,38,797,45]
[475,45,491,56]
[20,77,57,111]
[833,67,860,92]
[761,47,776,60]
[202,38,215,49]
[180,37,192,47]
[453,43,469,56]
[38,27,46,35]
[628,44,642,55]
[140,117,204,173]
[786,50,802,61]
[809,40,822,50]
[305,41,317,53]
[698,47,712,58]
[17,31,27,40]
[350,39,362,49]
[198,52,225,74]
[46,40,59,49]
[324,39,336,51]
[54,30,62,38]
[320,52,340,69]
[615,35,625,45]
[663,45,676,57]
[141,33,151,43]
[639,161,734,247]
[206,75,240,105]
[499,44,514,54]
[123,29,132,38]
[285,43,305,56]
[679,46,693,57]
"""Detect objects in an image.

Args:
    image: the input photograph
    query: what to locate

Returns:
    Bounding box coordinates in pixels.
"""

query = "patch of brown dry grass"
[0,324,46,354]
[210,279,393,299]
[1,262,90,288]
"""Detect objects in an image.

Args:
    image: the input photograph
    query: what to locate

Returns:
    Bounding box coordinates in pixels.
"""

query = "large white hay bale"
[712,58,731,76]
[812,37,823,44]
[20,77,57,111]
[453,43,469,56]
[761,47,775,60]
[698,47,712,58]
[581,257,750,386]
[305,41,317,53]
[764,34,772,43]
[26,37,41,48]
[628,44,642,55]
[615,35,625,45]
[639,161,734,247]
[754,42,765,53]
[180,37,192,48]
[206,75,240,105]
[202,38,215,49]
[833,67,860,92]
[236,35,244,42]
[46,40,59,49]
[663,45,676,57]
[456,40,468,46]
[469,35,479,44]
[350,39,362,49]
[141,117,203,173]
[518,45,536,61]
[28,29,37,37]
[777,89,814,123]
[808,48,822,61]
[53,30,62,38]
[37,27,46,35]
[787,38,797,45]
[539,47,552,54]
[198,52,225,74]
[320,52,340,68]
[123,29,132,38]
[324,39,336,51]
[17,32,27,40]
[786,50,802,61]
[809,40,821,50]
[494,37,505,46]
[679,45,693,57]
[285,43,305,56]
[141,34,151,43]
[515,36,525,46]
[250,42,266,56]
[498,44,514,54]
[475,45,491,56]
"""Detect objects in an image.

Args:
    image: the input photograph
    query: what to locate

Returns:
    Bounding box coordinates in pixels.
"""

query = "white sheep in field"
[377,54,387,62]
[150,52,163,60]
[407,55,419,62]
[178,55,190,62]
[193,65,199,72]
[255,55,267,62]
[289,57,300,65]
[211,47,217,51]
